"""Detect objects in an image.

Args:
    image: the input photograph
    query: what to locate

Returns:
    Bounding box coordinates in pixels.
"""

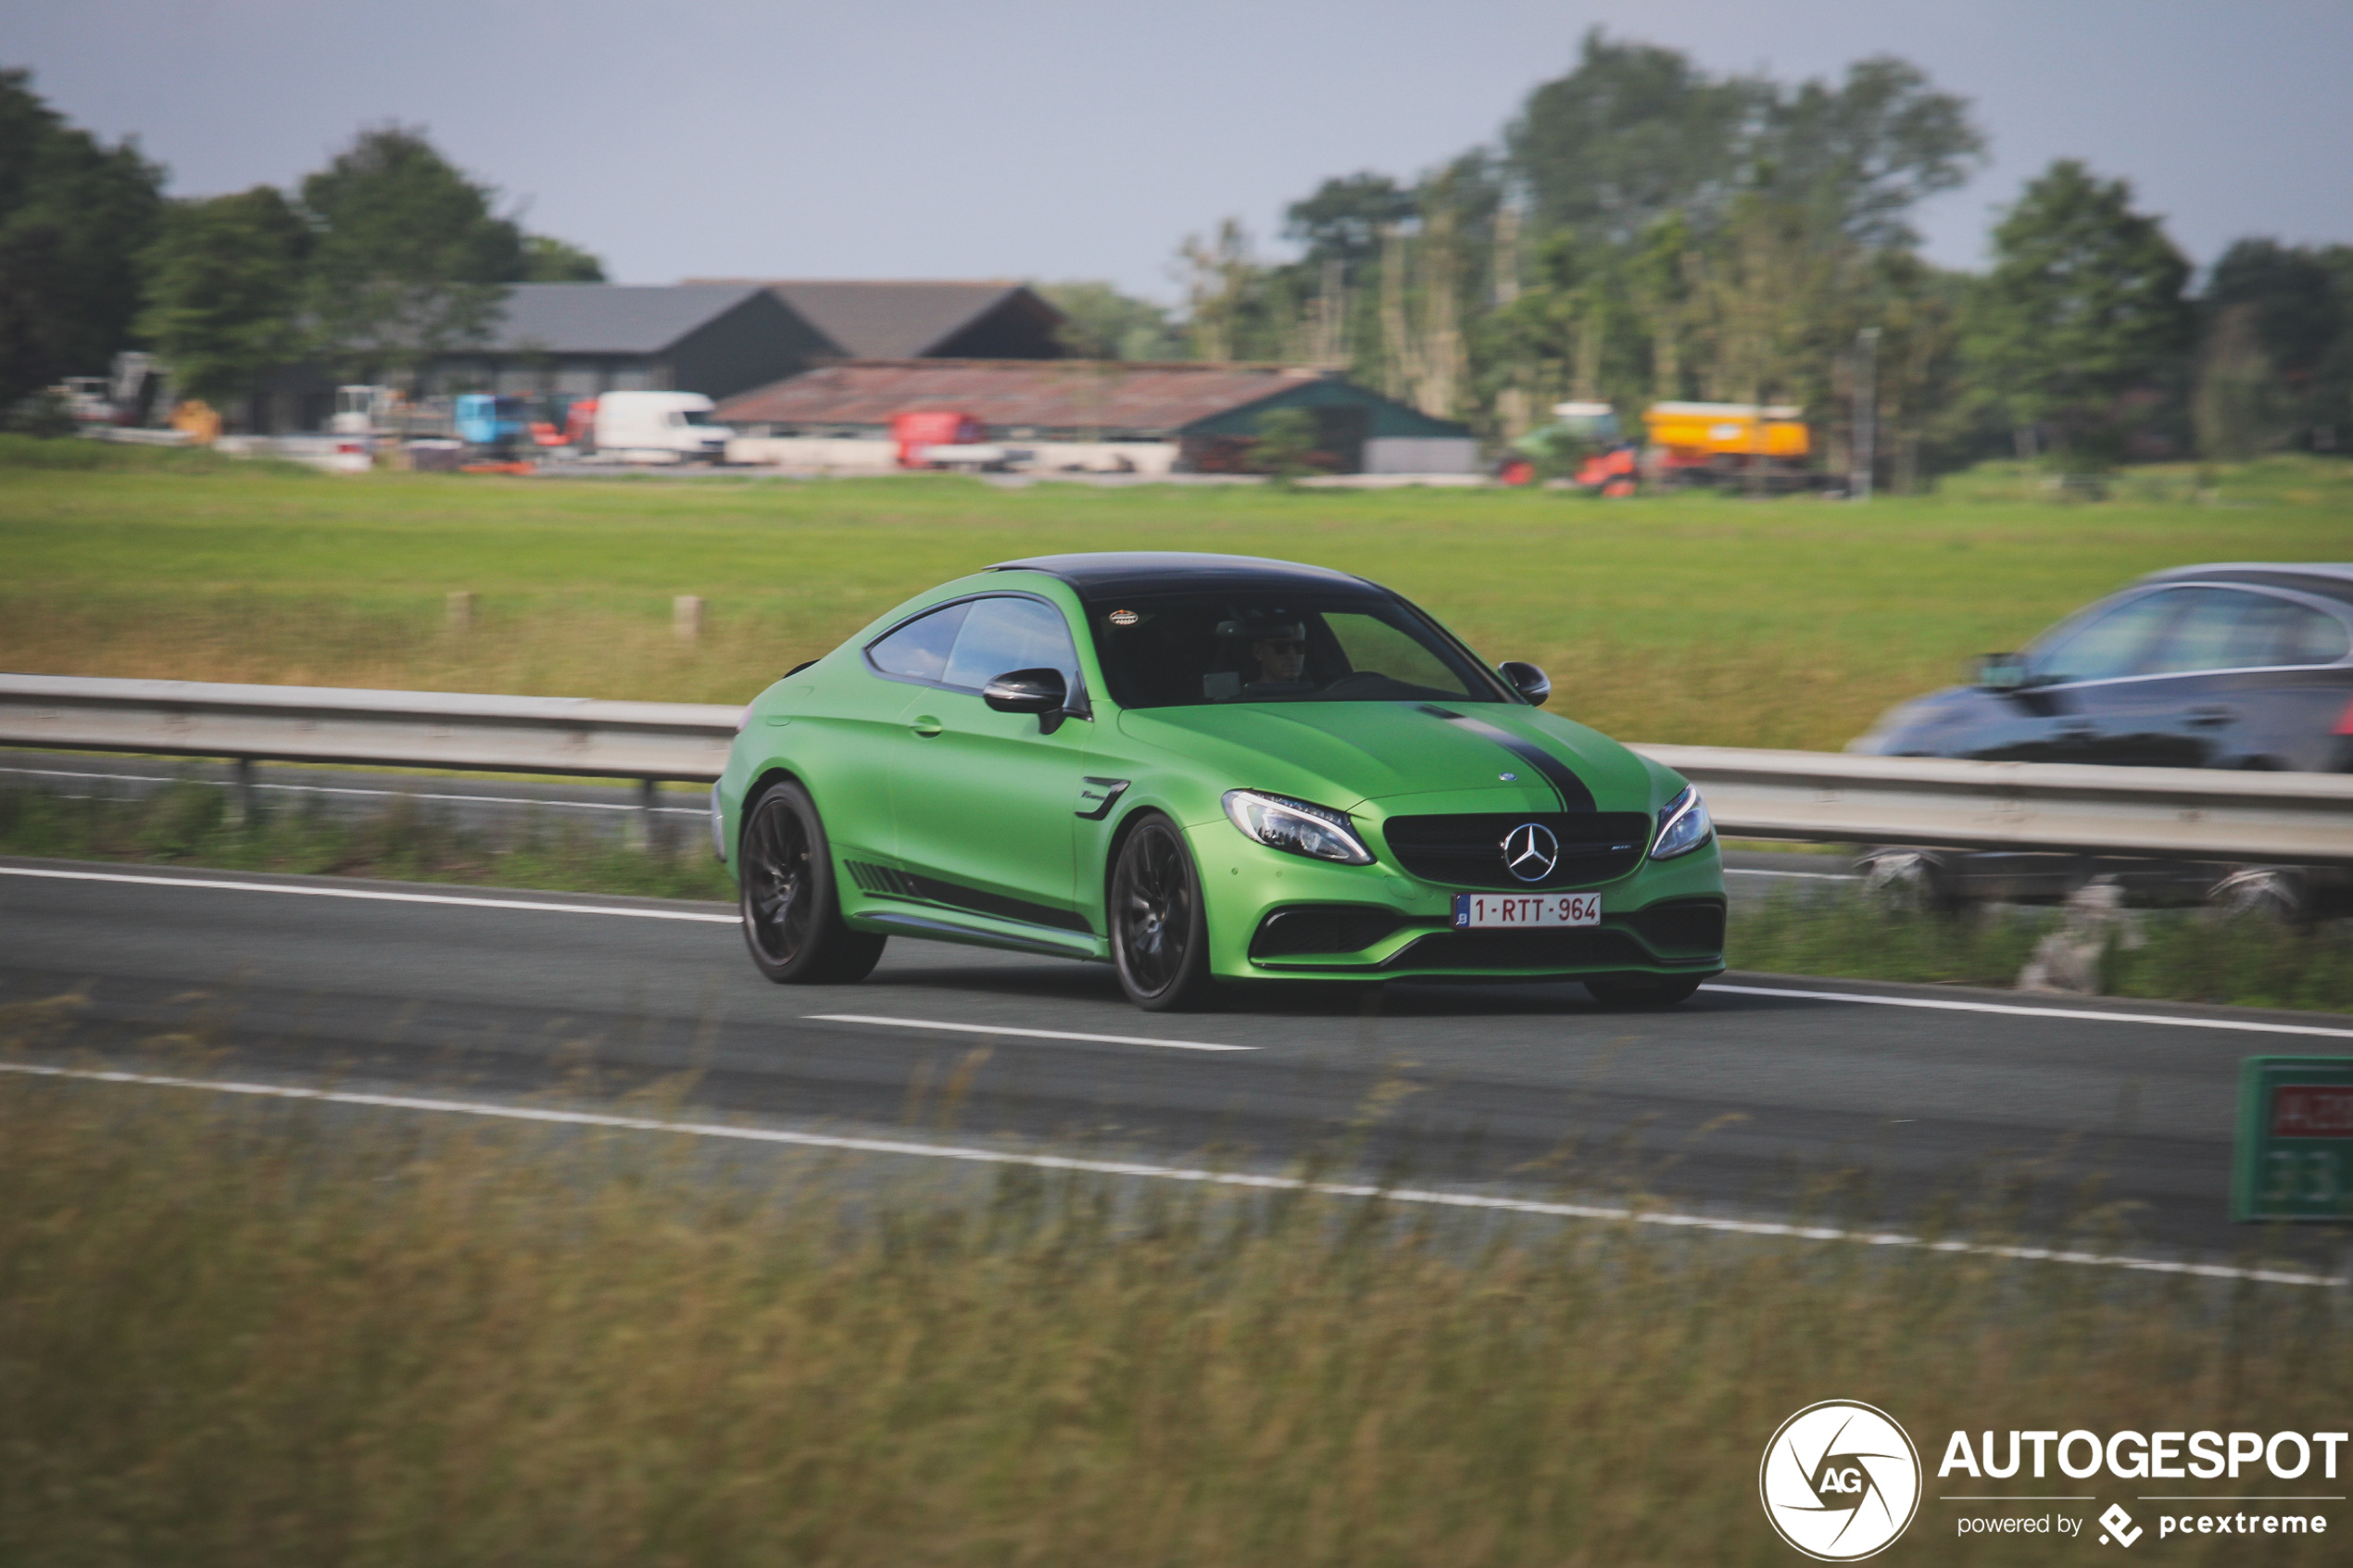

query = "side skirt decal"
[846,859,1094,935]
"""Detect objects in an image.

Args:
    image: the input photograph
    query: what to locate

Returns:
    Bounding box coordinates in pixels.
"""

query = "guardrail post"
[629,778,660,853]
[673,595,703,644]
[225,758,256,828]
[447,590,474,633]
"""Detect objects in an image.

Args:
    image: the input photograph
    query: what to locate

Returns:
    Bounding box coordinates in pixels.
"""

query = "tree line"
[7,41,2350,476]
[1053,31,2353,482]
[0,68,601,416]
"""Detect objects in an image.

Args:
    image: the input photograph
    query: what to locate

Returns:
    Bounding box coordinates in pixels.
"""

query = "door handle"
[2186,705,2236,728]
[910,715,943,737]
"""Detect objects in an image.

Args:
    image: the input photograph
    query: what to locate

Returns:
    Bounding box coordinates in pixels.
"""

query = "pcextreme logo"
[1761,1400,1925,1561]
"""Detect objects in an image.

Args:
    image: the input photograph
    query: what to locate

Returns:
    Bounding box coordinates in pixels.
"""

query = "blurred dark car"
[1847,563,2353,916]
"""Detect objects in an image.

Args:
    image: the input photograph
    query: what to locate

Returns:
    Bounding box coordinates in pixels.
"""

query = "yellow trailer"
[1642,401,1810,458]
[1641,401,1819,491]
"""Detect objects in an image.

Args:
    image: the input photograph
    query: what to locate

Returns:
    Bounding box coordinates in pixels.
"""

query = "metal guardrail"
[1640,745,2353,865]
[0,674,738,782]
[3,674,2350,864]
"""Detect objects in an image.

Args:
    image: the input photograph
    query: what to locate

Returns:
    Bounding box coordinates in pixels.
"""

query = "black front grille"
[1387,928,1649,972]
[1250,905,1407,959]
[1378,812,1651,889]
[1625,897,1727,957]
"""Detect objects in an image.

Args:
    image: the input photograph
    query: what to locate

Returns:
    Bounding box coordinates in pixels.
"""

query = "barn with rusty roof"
[715,358,1477,475]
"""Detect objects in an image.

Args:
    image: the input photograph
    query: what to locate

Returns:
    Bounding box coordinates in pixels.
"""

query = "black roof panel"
[988,552,1383,599]
[2137,563,2353,606]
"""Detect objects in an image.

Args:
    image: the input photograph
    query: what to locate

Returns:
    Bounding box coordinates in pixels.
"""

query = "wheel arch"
[732,764,808,864]
[1100,800,1174,906]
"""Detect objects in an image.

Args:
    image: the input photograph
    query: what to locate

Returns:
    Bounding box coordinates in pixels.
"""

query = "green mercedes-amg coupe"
[713,553,1724,1010]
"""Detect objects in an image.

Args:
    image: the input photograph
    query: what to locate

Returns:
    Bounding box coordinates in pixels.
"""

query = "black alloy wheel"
[1583,972,1705,1009]
[1110,815,1216,1010]
[738,782,887,984]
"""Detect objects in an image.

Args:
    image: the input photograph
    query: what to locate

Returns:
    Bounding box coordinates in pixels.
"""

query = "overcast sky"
[15,0,2353,299]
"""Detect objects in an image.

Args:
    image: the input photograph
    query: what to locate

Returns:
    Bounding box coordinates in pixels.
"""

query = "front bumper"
[1190,821,1727,983]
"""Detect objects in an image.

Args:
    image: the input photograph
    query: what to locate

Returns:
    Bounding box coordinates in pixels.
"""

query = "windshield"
[680,408,721,426]
[1087,592,1507,709]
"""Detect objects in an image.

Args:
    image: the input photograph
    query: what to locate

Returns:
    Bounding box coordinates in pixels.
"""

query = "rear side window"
[867,601,972,682]
[940,597,1081,691]
[866,596,1081,693]
[2144,587,2351,673]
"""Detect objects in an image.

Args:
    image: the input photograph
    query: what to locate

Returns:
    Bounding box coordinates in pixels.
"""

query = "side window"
[2145,588,2353,673]
[2026,592,2182,684]
[867,602,973,683]
[1325,612,1476,698]
[2276,602,2353,666]
[941,596,1082,692]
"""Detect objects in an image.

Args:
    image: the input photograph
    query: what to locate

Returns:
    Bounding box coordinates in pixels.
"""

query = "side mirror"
[1974,652,2028,692]
[1499,660,1552,706]
[983,667,1071,733]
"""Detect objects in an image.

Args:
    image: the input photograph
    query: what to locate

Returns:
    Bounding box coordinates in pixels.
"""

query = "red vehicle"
[891,409,982,468]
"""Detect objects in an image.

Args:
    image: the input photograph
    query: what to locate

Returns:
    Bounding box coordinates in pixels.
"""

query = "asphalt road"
[6,854,2348,1273]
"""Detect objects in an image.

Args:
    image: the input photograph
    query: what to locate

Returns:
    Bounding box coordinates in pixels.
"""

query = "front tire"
[1110,815,1217,1011]
[738,783,887,984]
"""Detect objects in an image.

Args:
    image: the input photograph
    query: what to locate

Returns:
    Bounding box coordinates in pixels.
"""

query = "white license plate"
[1453,891,1602,929]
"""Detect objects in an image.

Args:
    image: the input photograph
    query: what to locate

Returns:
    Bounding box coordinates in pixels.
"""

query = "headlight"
[1222,790,1374,865]
[1650,785,1713,859]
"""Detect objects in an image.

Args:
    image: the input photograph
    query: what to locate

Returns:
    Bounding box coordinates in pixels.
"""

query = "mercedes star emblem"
[1502,822,1559,882]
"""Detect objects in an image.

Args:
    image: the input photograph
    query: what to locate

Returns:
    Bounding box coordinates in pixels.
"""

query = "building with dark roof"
[695,281,1068,359]
[430,282,829,402]
[241,280,1070,432]
[716,358,1478,475]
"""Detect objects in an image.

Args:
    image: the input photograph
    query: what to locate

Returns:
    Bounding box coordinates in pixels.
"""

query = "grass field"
[2,1036,2346,1568]
[8,439,2351,750]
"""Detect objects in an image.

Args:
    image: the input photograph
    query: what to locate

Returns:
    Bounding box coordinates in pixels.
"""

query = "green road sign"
[2232,1057,2353,1223]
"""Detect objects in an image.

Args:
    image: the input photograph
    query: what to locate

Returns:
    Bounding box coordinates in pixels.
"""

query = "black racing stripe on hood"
[1417,706,1597,812]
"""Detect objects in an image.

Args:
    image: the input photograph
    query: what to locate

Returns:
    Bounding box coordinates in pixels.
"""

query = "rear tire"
[738,783,887,984]
[1584,973,1705,1009]
[1110,815,1218,1011]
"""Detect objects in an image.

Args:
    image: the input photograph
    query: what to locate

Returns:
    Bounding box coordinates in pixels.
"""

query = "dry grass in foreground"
[1,1012,2347,1568]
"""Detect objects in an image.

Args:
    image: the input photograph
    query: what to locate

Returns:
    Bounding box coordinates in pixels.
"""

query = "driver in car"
[1239,618,1315,697]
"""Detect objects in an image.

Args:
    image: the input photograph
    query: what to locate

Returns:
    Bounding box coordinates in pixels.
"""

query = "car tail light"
[2337,695,2353,734]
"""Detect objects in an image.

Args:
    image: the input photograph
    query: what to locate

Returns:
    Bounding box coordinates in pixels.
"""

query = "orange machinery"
[1642,401,1811,489]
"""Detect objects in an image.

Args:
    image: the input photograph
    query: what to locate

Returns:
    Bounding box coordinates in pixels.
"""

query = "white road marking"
[0,1058,2332,1289]
[1704,982,2353,1041]
[809,1013,1252,1052]
[0,865,740,922]
[9,864,2347,1041]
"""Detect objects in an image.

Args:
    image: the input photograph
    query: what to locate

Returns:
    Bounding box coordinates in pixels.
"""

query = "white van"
[592,391,731,463]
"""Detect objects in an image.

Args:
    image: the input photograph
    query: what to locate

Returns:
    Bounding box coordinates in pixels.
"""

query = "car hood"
[1118,700,1659,818]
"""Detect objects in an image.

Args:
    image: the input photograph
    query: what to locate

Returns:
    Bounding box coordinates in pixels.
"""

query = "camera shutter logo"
[1759,1401,1921,1561]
